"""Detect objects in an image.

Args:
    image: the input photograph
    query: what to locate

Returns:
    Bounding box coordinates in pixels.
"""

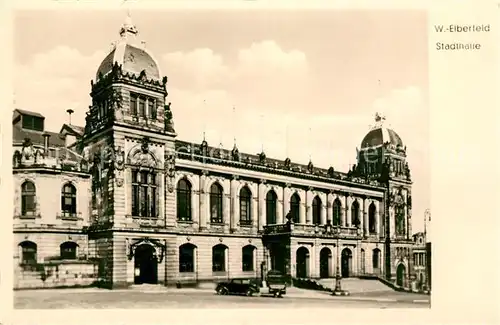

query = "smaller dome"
[360,113,404,149]
[95,15,161,81]
[361,127,403,149]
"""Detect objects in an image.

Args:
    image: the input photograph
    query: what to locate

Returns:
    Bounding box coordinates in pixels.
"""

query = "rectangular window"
[139,97,146,117]
[149,99,156,120]
[130,95,137,115]
[131,170,157,218]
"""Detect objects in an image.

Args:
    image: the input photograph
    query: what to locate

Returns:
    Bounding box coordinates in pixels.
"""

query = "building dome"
[95,15,161,81]
[360,113,404,149]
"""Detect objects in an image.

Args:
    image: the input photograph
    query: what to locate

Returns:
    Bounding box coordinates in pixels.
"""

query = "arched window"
[61,183,77,217]
[177,179,192,221]
[242,245,256,272]
[60,242,78,260]
[333,199,342,226]
[373,248,381,269]
[21,181,36,216]
[239,187,252,225]
[312,196,321,225]
[179,243,196,273]
[290,193,300,223]
[19,241,37,264]
[212,244,227,272]
[266,190,277,225]
[210,183,223,224]
[131,170,158,218]
[369,203,376,233]
[351,200,360,227]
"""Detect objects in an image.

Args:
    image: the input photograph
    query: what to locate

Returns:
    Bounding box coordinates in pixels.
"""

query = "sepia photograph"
[10,7,432,309]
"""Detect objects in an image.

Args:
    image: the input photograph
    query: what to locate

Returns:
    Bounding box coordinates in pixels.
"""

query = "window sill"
[177,220,193,224]
[212,271,227,276]
[239,222,253,227]
[210,222,225,226]
[17,214,39,220]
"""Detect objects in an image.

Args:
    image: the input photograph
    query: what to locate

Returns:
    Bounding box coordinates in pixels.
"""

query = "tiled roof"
[13,125,65,147]
[13,109,45,119]
[60,124,84,137]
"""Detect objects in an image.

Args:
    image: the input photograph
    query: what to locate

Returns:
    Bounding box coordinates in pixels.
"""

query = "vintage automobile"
[266,270,287,298]
[215,278,260,296]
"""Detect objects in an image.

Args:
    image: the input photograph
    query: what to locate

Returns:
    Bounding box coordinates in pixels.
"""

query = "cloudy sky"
[13,9,429,233]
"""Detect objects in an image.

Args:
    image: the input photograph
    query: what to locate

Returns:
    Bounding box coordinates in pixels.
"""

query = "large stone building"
[13,17,420,290]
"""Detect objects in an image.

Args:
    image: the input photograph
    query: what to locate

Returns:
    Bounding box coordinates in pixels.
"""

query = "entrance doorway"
[396,264,406,287]
[134,244,158,284]
[319,247,332,278]
[296,247,310,278]
[341,248,352,278]
[269,243,286,274]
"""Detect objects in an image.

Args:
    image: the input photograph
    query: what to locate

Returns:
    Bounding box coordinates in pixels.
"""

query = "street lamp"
[332,225,349,296]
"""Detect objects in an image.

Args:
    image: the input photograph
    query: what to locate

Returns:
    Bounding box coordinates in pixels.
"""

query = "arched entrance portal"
[396,264,406,287]
[319,247,332,278]
[341,248,352,278]
[296,247,310,278]
[134,244,158,284]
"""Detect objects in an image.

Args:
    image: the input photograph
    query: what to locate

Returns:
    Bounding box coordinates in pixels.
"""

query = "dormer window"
[22,115,44,131]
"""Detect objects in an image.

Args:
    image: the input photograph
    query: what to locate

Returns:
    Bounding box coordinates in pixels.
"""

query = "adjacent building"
[13,17,422,290]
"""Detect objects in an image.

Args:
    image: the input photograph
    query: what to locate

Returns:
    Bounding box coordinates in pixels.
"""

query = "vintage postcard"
[1,1,499,325]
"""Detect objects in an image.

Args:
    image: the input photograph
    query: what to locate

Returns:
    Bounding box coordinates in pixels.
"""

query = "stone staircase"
[317,277,394,294]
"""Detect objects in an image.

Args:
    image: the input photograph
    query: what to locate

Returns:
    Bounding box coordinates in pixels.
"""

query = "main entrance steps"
[316,278,394,294]
[129,284,168,292]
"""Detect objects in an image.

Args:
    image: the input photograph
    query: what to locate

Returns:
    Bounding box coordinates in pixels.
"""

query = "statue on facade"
[164,102,175,132]
[164,150,176,192]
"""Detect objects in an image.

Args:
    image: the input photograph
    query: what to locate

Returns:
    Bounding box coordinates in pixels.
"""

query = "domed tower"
[82,15,177,237]
[356,113,414,285]
[85,14,174,136]
[356,113,412,238]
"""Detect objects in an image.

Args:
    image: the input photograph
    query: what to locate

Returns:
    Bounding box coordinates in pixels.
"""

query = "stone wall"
[14,261,98,289]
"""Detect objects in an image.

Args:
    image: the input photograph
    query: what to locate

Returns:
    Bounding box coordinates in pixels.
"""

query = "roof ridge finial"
[120,10,138,38]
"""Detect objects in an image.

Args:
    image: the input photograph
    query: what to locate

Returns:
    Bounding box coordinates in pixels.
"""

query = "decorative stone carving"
[231,145,240,161]
[127,139,158,169]
[327,166,335,177]
[165,150,176,192]
[164,102,175,132]
[116,178,124,187]
[114,146,125,171]
[258,151,266,164]
[307,160,314,173]
[284,158,291,169]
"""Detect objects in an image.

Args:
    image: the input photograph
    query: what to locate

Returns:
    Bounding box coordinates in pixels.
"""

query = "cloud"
[14,46,106,131]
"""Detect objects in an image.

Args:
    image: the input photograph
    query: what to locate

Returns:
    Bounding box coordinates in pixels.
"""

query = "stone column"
[252,184,258,229]
[299,189,306,224]
[326,193,334,224]
[258,181,266,230]
[345,196,351,227]
[223,180,231,228]
[230,176,239,232]
[375,201,380,237]
[199,172,208,230]
[306,188,313,224]
[363,199,369,235]
[283,185,290,220]
[192,177,200,227]
[320,193,327,225]
[341,196,347,226]
[277,186,284,224]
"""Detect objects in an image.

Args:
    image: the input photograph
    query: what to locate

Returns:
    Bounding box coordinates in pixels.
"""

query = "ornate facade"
[13,17,420,290]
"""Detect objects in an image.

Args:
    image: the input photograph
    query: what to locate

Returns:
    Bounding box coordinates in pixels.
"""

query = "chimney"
[42,132,51,155]
[66,109,74,125]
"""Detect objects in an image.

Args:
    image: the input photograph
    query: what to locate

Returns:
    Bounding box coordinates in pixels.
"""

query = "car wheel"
[218,287,229,295]
[246,289,254,297]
